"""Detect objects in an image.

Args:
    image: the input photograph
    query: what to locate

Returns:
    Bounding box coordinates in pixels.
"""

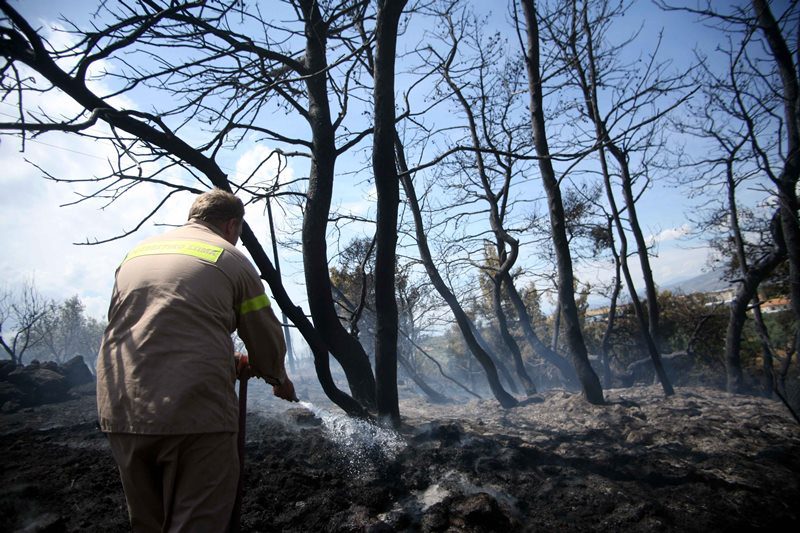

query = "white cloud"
[0,132,198,319]
[578,242,712,305]
[647,224,692,245]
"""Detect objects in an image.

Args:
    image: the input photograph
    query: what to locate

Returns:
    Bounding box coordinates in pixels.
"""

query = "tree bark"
[398,353,452,404]
[600,223,623,388]
[492,277,536,395]
[752,0,800,327]
[0,3,371,416]
[397,137,518,408]
[297,0,376,408]
[573,0,673,396]
[519,0,604,404]
[371,0,407,425]
[724,211,787,393]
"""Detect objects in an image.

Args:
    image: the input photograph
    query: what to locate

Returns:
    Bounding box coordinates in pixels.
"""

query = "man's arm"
[238,302,287,379]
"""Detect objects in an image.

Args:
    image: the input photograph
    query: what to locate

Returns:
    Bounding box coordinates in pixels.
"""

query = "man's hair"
[188,188,245,226]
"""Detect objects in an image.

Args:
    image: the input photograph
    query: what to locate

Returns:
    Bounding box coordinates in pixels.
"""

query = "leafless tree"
[658,0,799,392]
[541,0,703,396]
[0,0,379,416]
[371,0,409,424]
[516,0,604,404]
[677,80,782,394]
[418,2,585,391]
[0,282,50,365]
[32,295,104,366]
[397,137,518,407]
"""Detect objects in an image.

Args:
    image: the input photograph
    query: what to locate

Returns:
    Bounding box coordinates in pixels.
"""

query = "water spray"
[298,400,406,476]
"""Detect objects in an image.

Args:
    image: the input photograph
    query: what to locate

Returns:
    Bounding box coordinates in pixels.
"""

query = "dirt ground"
[1,383,799,532]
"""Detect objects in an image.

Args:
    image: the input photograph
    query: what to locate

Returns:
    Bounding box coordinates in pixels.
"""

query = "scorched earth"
[1,383,799,532]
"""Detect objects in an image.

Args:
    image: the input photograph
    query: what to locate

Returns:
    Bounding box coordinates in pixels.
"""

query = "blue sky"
[0,0,775,323]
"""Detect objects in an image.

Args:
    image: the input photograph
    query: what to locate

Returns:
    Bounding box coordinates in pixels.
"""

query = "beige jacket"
[96,221,286,434]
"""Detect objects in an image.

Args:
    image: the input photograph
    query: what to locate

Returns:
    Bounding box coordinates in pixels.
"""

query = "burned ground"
[1,384,799,532]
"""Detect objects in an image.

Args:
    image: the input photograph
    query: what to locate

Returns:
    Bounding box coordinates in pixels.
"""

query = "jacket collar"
[186,219,228,240]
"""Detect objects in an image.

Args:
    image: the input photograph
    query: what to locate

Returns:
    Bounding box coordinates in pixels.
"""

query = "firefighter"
[96,188,295,532]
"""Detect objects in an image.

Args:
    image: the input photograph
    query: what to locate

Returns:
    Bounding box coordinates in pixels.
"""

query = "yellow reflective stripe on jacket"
[240,294,271,315]
[124,240,224,264]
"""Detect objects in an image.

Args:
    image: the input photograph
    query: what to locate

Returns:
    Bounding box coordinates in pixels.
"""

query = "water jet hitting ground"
[297,400,406,476]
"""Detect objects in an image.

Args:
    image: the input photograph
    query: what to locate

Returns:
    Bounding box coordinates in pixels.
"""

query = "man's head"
[188,189,245,245]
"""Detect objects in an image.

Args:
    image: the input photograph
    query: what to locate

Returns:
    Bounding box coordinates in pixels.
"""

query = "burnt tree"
[518,0,604,404]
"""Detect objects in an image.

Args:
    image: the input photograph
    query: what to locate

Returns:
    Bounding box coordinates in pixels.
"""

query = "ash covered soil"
[1,384,799,532]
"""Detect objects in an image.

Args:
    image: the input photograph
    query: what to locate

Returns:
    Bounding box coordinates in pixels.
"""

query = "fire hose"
[230,355,250,533]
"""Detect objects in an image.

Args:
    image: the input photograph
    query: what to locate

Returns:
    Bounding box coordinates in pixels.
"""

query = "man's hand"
[234,352,250,378]
[273,377,298,402]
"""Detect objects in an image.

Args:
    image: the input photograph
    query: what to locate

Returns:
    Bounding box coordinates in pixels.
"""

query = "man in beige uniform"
[96,189,295,532]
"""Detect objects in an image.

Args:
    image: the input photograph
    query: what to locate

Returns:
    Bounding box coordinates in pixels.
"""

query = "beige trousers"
[108,432,239,533]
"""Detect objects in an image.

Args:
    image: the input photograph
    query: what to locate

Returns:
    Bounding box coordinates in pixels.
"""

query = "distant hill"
[664,269,732,295]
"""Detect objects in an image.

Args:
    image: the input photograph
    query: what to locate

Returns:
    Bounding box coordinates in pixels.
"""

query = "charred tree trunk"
[574,2,673,396]
[242,225,369,417]
[726,142,778,397]
[725,211,787,393]
[752,0,800,327]
[752,304,776,396]
[598,145,673,396]
[469,320,520,395]
[776,333,796,397]
[298,0,376,408]
[609,146,661,349]
[600,221,623,388]
[396,138,517,408]
[371,0,407,425]
[519,0,604,404]
[551,302,561,351]
[501,273,580,388]
[0,3,371,417]
[398,353,452,404]
[491,276,536,395]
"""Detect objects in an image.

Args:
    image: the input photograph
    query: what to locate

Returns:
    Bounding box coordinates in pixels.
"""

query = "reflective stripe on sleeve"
[123,240,224,264]
[240,293,271,315]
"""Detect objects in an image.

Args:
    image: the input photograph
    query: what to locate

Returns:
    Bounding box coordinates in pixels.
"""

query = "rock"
[450,493,512,531]
[2,399,21,413]
[285,407,322,426]
[413,422,462,444]
[420,502,449,532]
[61,356,94,388]
[422,493,514,532]
[41,361,59,373]
[6,367,69,406]
[0,381,24,410]
[0,359,18,380]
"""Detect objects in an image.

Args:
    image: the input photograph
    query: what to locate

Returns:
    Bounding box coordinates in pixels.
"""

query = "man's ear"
[221,218,240,244]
